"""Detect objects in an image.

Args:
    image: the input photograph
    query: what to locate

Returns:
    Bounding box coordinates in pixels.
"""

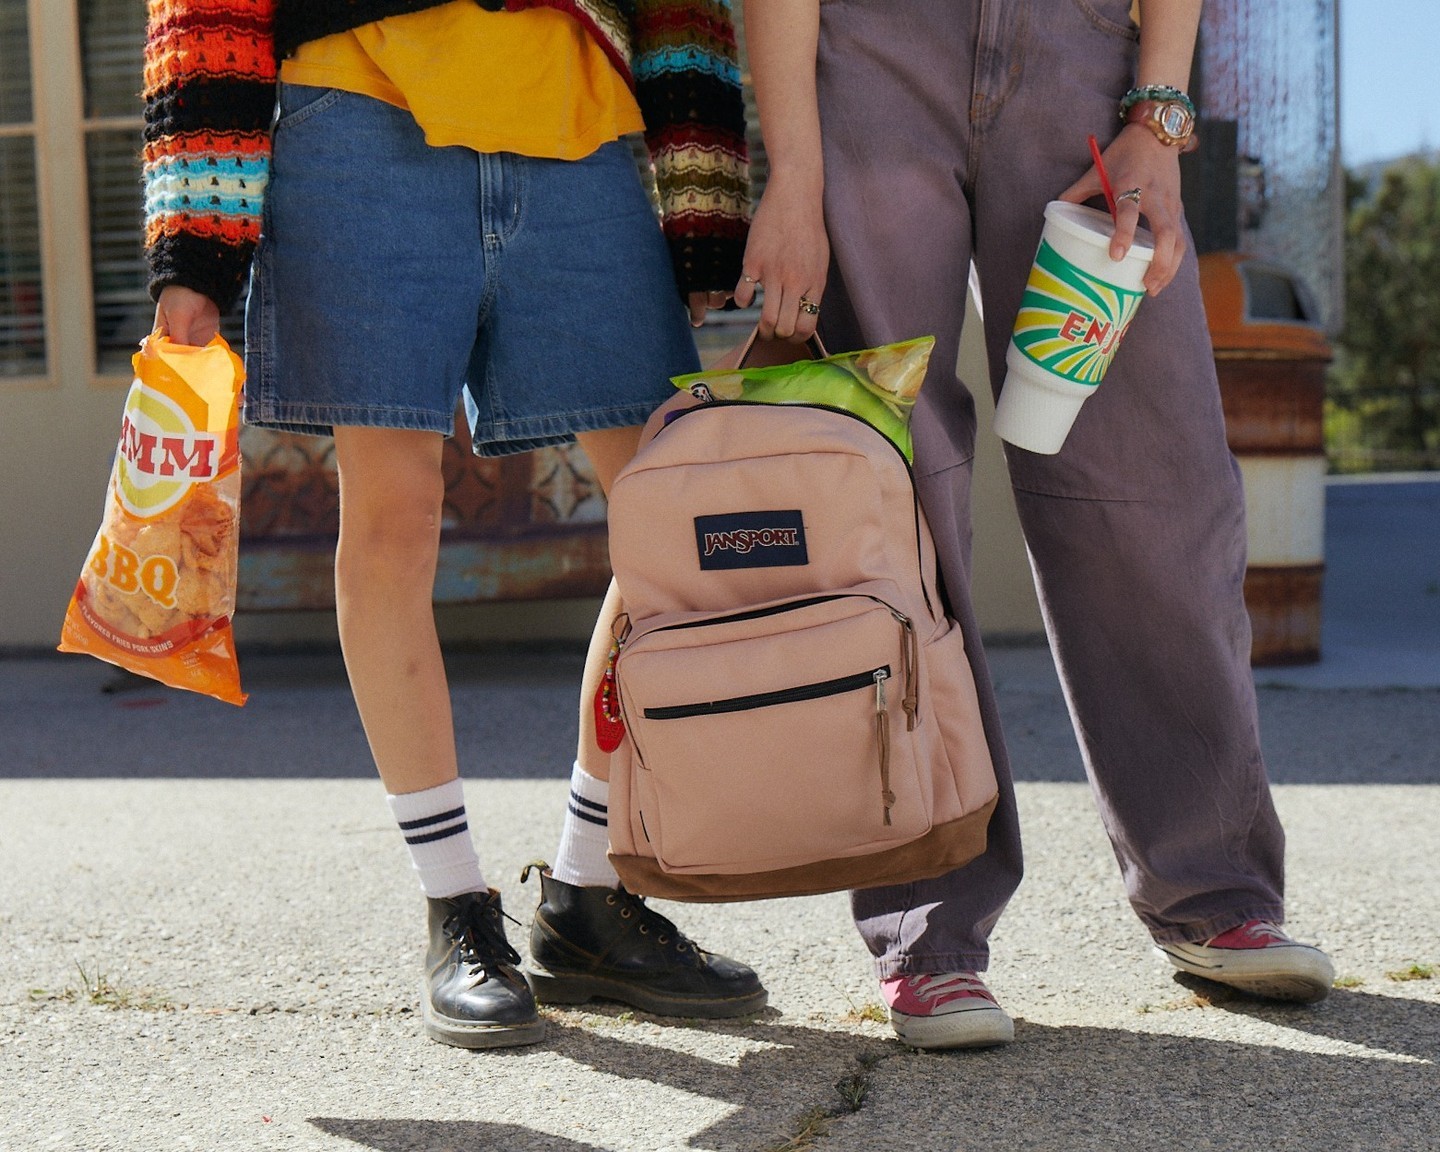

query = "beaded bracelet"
[1118,85,1196,119]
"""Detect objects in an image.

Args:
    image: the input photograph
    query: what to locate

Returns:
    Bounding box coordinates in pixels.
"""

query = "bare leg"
[332,426,456,795]
[572,425,644,782]
[331,426,546,1045]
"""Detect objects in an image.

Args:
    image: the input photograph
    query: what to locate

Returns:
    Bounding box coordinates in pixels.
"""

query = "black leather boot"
[522,865,767,1018]
[424,889,544,1049]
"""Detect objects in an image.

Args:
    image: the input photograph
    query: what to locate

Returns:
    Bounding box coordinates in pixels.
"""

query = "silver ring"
[799,297,821,316]
[1117,187,1143,205]
[742,274,759,284]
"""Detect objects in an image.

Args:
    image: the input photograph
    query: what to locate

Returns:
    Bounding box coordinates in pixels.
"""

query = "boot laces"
[617,888,702,957]
[446,893,523,979]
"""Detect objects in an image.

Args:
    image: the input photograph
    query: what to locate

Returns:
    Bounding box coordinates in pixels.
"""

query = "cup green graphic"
[1010,239,1146,387]
[995,201,1154,455]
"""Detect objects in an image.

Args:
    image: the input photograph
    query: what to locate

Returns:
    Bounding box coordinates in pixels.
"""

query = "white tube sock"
[551,762,619,888]
[385,778,487,898]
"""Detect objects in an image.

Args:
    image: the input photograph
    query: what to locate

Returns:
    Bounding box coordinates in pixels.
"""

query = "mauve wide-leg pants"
[813,0,1288,976]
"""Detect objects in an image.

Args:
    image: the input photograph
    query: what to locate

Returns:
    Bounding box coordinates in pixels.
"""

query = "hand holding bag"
[59,333,247,705]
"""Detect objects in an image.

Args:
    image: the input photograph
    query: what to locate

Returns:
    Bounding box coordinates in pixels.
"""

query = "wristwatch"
[1124,98,1199,153]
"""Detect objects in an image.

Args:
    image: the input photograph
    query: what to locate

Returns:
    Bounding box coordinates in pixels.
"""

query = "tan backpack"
[604,380,998,902]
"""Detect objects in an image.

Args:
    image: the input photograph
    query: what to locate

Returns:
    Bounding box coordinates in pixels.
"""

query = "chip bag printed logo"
[1011,240,1146,386]
[59,333,248,706]
[116,384,223,518]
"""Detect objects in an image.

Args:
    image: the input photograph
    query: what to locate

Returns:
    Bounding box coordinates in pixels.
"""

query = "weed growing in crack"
[833,1072,868,1113]
[1138,992,1215,1014]
[764,1106,832,1152]
[764,1049,893,1150]
[28,962,171,1012]
[841,1003,888,1026]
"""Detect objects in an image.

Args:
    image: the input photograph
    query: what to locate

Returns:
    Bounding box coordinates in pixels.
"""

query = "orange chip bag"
[59,333,247,705]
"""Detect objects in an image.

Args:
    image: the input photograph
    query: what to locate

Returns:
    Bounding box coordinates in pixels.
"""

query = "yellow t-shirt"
[279,2,645,160]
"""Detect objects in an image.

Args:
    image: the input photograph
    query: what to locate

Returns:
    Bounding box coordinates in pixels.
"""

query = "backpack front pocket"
[617,594,930,875]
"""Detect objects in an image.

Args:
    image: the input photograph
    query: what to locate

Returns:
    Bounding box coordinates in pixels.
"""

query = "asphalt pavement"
[1,475,1437,1151]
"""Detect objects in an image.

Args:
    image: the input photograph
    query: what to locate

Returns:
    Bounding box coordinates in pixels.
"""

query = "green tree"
[1333,157,1440,468]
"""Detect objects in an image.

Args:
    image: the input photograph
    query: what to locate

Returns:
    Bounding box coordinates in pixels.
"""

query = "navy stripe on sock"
[569,791,607,815]
[567,803,607,828]
[404,820,469,846]
[397,806,466,832]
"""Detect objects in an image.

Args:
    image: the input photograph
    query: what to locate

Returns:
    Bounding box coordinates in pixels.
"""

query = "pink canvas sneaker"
[1156,920,1334,1003]
[880,972,1014,1049]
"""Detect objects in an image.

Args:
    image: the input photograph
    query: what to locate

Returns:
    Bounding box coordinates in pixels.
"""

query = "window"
[80,0,151,373]
[8,1,759,387]
[1,1,245,390]
[0,1,44,379]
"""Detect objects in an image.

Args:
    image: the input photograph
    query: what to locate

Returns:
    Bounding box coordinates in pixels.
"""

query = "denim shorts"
[244,84,700,455]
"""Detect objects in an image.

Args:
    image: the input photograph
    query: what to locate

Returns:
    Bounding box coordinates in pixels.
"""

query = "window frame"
[5,0,145,394]
[1,0,53,389]
[79,0,154,378]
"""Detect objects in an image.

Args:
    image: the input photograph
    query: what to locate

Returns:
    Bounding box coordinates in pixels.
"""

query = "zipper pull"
[886,609,920,730]
[874,669,894,826]
[901,618,918,731]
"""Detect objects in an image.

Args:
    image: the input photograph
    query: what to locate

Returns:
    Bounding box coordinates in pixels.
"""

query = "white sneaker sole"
[891,1003,1015,1050]
[1156,941,1335,1003]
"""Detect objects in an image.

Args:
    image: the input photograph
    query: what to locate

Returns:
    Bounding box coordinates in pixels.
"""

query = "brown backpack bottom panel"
[609,794,998,903]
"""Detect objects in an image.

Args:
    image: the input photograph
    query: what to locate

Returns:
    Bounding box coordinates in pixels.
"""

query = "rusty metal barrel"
[1200,253,1332,665]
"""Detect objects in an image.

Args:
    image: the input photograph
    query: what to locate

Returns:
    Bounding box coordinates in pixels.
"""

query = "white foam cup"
[994,201,1155,454]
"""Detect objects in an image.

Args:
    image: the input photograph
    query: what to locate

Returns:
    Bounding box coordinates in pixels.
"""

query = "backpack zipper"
[642,664,890,720]
[646,593,840,634]
[630,592,917,725]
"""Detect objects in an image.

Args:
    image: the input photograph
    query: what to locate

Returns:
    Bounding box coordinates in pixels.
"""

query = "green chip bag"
[671,336,935,462]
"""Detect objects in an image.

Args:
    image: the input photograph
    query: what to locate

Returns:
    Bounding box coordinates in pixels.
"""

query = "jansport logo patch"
[695,511,808,570]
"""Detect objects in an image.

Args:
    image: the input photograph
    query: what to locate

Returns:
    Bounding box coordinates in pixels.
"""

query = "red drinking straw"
[1088,133,1118,220]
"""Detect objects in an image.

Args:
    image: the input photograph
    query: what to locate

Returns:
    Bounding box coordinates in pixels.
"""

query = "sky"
[1340,0,1440,165]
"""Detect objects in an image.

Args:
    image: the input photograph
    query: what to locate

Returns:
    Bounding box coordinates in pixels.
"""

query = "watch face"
[1158,103,1193,139]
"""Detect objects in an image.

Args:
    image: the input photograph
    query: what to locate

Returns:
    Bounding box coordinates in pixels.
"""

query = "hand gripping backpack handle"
[731,326,830,368]
[636,327,833,449]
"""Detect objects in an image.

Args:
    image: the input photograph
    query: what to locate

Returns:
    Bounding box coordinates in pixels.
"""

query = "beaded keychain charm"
[592,635,626,753]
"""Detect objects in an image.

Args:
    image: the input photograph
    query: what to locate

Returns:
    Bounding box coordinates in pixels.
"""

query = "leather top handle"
[732,326,830,369]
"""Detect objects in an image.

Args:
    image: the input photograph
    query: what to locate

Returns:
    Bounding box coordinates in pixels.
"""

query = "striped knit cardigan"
[143,0,749,311]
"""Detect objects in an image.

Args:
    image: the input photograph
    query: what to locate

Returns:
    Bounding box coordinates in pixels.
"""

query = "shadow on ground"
[307,990,1440,1152]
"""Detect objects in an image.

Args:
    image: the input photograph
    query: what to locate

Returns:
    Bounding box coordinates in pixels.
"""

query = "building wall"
[0,0,1043,653]
[4,0,1345,653]
[3,2,133,652]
